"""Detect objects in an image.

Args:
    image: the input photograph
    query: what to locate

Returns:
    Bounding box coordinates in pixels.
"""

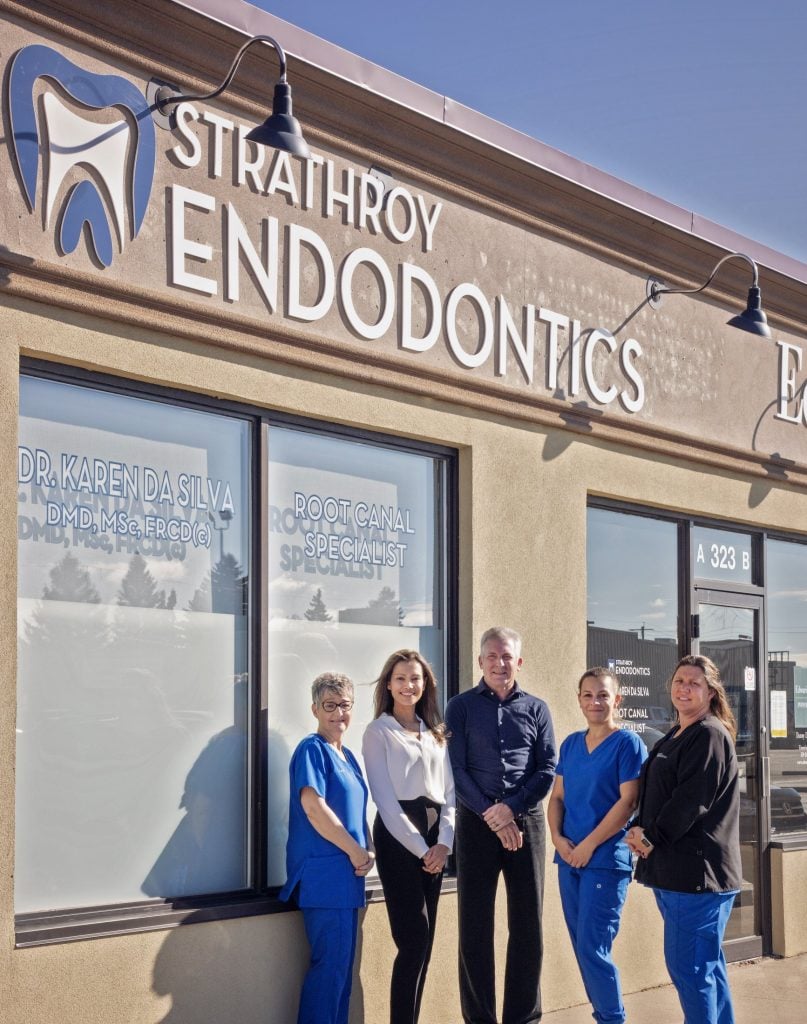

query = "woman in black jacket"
[626,655,740,1024]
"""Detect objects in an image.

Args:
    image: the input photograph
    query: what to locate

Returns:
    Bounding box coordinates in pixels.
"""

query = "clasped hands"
[421,843,451,874]
[350,848,376,876]
[482,802,523,851]
[552,835,595,868]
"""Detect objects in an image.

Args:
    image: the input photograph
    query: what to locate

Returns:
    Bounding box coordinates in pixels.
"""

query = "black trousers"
[455,802,545,1024]
[373,797,443,1024]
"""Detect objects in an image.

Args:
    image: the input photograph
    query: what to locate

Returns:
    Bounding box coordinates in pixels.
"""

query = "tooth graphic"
[7,44,156,268]
[42,91,129,250]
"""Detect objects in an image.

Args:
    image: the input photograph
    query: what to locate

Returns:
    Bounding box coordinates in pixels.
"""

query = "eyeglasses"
[320,700,354,713]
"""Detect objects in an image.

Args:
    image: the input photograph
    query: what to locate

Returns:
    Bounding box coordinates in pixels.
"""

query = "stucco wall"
[771,847,807,958]
[1,5,806,1017]
[2,294,806,1021]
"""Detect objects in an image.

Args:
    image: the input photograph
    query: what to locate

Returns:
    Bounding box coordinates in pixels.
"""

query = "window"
[767,539,807,835]
[17,375,251,911]
[692,525,754,585]
[586,507,680,744]
[266,427,449,885]
[16,367,455,936]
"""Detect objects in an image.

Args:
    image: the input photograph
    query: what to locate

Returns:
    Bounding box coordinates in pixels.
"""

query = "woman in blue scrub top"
[627,655,741,1024]
[547,667,646,1024]
[279,672,375,1024]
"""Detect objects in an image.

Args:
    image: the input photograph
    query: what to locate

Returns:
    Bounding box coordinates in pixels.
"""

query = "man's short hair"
[479,626,522,656]
[311,672,354,705]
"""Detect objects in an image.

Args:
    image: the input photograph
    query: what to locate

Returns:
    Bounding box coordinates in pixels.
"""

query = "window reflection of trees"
[18,541,250,908]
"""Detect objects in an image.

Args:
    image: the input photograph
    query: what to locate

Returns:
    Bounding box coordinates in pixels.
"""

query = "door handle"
[760,756,770,804]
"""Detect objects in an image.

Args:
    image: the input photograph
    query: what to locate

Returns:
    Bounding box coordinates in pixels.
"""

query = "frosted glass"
[17,377,251,911]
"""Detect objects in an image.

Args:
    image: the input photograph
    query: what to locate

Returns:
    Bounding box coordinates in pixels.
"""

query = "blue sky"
[251,0,807,264]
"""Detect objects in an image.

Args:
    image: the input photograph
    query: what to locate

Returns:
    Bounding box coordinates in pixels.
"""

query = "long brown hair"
[372,649,446,743]
[670,654,737,742]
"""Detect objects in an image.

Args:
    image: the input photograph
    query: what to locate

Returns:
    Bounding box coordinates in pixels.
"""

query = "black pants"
[455,802,545,1024]
[373,797,443,1024]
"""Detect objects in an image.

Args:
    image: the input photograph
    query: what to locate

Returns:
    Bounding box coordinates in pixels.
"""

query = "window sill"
[15,892,290,948]
[16,875,460,947]
[769,834,807,853]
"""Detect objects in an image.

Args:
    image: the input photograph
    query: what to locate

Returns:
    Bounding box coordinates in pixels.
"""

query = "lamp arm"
[156,35,287,112]
[651,252,760,300]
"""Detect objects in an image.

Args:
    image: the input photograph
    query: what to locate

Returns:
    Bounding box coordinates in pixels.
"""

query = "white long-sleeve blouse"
[362,713,455,860]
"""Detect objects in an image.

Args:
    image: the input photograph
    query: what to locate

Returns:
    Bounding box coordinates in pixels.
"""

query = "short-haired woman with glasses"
[279,672,374,1024]
[362,650,455,1024]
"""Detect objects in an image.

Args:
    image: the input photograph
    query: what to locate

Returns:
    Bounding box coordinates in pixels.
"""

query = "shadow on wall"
[151,912,299,1023]
[141,721,248,899]
[150,908,368,1024]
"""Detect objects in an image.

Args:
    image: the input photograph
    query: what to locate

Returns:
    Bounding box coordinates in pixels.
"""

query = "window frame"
[587,497,807,836]
[16,358,459,946]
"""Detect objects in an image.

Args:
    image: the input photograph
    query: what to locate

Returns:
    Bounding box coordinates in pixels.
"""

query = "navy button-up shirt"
[445,680,556,816]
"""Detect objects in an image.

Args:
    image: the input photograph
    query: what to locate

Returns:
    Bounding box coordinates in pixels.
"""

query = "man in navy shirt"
[445,626,556,1024]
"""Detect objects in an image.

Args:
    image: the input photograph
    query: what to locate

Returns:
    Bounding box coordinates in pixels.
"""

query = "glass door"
[695,591,766,959]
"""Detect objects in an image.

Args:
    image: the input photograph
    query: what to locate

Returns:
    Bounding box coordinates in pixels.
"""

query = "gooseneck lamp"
[646,252,771,338]
[150,34,310,158]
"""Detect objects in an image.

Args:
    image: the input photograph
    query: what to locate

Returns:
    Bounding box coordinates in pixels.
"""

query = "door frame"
[692,586,770,961]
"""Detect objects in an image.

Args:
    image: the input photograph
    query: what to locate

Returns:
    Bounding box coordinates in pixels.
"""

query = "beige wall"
[771,848,807,958]
[2,2,807,1021]
[2,292,807,1022]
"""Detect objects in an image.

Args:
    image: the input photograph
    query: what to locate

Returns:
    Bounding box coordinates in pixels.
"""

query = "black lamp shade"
[246,81,310,158]
[727,285,771,338]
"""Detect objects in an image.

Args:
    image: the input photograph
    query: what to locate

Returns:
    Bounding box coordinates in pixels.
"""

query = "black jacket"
[635,715,741,894]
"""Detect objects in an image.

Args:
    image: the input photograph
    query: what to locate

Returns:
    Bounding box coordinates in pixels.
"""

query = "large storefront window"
[16,376,251,911]
[586,508,680,744]
[16,370,455,929]
[767,539,807,834]
[266,427,447,885]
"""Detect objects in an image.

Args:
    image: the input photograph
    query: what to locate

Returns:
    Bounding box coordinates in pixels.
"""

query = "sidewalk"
[544,953,806,1022]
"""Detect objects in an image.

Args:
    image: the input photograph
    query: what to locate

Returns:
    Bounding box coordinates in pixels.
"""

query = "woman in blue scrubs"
[279,672,375,1024]
[626,655,741,1024]
[547,667,646,1024]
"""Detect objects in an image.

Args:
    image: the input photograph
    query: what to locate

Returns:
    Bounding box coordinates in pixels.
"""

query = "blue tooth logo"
[7,44,156,268]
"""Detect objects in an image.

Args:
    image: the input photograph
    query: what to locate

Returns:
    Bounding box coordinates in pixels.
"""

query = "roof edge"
[168,0,807,285]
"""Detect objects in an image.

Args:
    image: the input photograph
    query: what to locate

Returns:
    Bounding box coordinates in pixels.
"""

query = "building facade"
[2,1,807,1021]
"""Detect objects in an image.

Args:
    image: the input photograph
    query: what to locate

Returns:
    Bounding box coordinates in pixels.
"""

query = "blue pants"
[298,907,359,1024]
[557,864,630,1024]
[653,889,737,1024]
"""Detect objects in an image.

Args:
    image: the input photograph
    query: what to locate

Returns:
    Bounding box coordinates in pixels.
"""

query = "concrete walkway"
[544,953,806,1022]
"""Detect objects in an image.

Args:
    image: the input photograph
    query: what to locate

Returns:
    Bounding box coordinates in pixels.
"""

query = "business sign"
[2,31,806,465]
[3,41,644,416]
[7,45,155,268]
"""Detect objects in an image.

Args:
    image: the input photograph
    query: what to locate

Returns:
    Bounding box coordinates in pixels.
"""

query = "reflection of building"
[769,652,798,751]
[588,626,679,684]
[587,626,678,733]
[339,606,398,626]
[700,638,756,753]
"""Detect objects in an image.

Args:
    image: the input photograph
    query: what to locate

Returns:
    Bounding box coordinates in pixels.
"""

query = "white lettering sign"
[165,106,649,412]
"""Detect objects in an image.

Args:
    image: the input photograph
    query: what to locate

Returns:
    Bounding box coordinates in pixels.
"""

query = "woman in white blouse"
[362,649,455,1024]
